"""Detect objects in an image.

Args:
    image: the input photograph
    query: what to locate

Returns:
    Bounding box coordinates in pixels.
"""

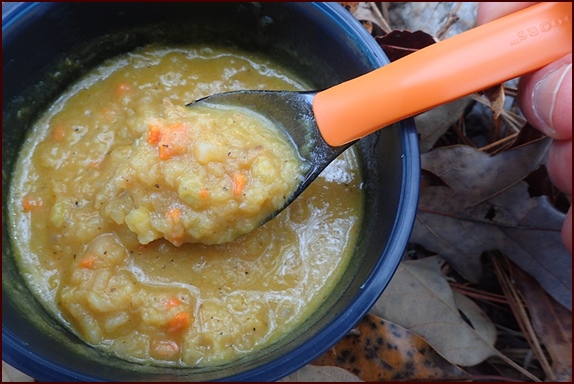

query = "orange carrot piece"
[199,188,210,199]
[88,160,101,169]
[52,123,66,141]
[157,122,189,160]
[22,195,43,211]
[233,173,247,196]
[79,253,98,269]
[167,312,191,333]
[148,124,161,145]
[166,207,181,223]
[165,297,181,309]
[147,121,190,159]
[166,232,185,247]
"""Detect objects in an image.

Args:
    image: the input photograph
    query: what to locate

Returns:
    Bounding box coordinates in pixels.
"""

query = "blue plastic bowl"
[2,2,419,381]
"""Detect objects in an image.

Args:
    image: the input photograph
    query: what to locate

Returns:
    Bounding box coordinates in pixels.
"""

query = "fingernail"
[531,63,572,137]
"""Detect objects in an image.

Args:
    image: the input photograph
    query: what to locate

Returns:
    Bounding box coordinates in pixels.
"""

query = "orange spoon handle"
[313,2,572,147]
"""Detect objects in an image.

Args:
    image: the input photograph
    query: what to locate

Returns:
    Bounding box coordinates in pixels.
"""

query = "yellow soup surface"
[9,44,365,367]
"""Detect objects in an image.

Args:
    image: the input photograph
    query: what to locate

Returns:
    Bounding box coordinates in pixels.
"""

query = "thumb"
[518,54,572,140]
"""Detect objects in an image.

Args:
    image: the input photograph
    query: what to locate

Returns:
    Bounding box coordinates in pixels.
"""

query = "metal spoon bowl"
[187,90,346,224]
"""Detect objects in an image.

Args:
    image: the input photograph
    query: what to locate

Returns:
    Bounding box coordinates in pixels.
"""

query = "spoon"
[188,2,571,225]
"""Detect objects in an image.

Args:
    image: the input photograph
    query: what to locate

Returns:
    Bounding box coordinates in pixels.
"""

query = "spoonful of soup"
[113,98,308,246]
[138,2,569,246]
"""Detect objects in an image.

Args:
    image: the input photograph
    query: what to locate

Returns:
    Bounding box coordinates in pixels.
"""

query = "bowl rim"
[2,1,420,381]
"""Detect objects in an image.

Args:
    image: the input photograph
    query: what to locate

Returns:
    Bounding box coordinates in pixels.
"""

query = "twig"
[490,358,542,382]
[450,117,477,147]
[380,2,390,27]
[496,324,529,338]
[470,92,490,106]
[489,110,503,144]
[478,132,518,153]
[436,2,462,40]
[470,90,525,154]
[499,109,526,133]
[492,257,554,381]
[450,282,509,304]
[504,86,519,99]
[368,2,392,33]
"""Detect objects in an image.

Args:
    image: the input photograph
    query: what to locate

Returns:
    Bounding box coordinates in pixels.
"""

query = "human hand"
[477,2,572,255]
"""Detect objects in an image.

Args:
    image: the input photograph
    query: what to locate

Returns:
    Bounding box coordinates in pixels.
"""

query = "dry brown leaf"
[2,362,34,382]
[338,2,359,14]
[311,313,471,382]
[351,2,391,35]
[360,20,373,34]
[411,139,572,311]
[374,30,437,62]
[370,256,498,367]
[279,365,363,382]
[510,263,573,382]
[415,97,472,153]
[506,123,546,149]
[481,83,506,120]
[386,2,478,39]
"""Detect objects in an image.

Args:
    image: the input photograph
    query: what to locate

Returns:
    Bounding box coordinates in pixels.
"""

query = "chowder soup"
[9,44,365,366]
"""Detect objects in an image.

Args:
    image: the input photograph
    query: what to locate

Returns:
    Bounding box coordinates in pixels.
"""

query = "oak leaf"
[415,97,472,153]
[370,256,497,367]
[411,139,572,310]
[312,313,471,381]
